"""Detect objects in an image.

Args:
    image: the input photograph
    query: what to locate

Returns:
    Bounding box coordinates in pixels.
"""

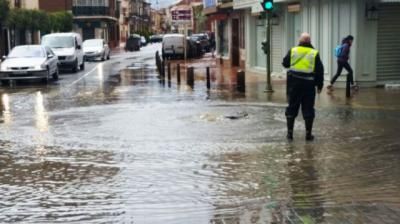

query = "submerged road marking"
[68,64,101,87]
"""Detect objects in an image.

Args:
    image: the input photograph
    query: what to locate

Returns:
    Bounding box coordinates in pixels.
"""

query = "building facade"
[119,0,130,44]
[151,9,163,34]
[129,0,151,34]
[72,0,119,48]
[39,0,72,12]
[204,0,246,68]
[236,0,400,86]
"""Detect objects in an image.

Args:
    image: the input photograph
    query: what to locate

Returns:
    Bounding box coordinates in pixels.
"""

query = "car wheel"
[43,68,50,84]
[101,53,105,61]
[107,53,110,60]
[53,67,59,81]
[80,60,85,70]
[72,59,78,73]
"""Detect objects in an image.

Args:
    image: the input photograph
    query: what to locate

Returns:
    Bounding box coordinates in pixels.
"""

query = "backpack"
[335,44,344,57]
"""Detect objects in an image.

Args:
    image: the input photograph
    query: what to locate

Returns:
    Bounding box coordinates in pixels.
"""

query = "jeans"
[331,61,354,85]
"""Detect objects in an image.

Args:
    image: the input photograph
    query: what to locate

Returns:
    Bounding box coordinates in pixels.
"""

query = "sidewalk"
[163,53,400,111]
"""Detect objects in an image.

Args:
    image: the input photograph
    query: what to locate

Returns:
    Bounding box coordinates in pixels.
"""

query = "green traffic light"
[265,2,273,10]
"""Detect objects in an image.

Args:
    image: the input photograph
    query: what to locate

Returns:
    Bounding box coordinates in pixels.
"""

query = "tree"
[50,11,73,32]
[0,0,9,55]
[0,0,9,24]
[193,5,206,33]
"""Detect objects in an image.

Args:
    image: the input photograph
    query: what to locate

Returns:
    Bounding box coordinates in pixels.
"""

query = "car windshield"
[42,36,75,48]
[83,39,103,47]
[193,34,207,40]
[8,46,45,58]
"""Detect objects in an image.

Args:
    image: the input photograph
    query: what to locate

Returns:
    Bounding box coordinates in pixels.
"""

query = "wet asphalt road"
[0,44,399,224]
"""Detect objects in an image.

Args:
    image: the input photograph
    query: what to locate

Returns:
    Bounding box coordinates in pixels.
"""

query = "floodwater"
[0,44,399,223]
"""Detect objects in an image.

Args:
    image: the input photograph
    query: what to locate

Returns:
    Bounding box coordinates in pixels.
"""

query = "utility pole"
[261,0,274,93]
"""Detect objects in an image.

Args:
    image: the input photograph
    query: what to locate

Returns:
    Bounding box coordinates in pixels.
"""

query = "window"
[73,0,108,6]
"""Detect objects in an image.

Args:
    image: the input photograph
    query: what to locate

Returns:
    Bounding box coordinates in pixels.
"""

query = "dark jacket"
[282,43,324,91]
[338,39,351,62]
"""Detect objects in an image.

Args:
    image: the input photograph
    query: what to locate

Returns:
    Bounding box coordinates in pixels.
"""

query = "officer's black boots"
[305,119,315,141]
[287,117,295,141]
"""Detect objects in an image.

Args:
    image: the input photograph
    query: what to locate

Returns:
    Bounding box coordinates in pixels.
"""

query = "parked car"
[0,45,59,84]
[83,39,110,61]
[41,32,85,73]
[186,37,203,59]
[191,33,211,52]
[125,34,141,51]
[150,35,163,43]
[140,36,147,46]
[162,34,185,59]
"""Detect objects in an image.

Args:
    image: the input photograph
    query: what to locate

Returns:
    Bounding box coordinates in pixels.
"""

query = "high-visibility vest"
[289,46,318,74]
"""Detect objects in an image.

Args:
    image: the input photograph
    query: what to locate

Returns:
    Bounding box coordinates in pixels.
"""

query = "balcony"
[72,6,116,17]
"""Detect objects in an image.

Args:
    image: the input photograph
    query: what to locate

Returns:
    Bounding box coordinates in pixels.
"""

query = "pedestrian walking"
[282,33,324,141]
[327,35,357,91]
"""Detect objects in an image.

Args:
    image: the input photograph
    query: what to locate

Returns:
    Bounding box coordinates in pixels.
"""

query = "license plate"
[13,71,28,75]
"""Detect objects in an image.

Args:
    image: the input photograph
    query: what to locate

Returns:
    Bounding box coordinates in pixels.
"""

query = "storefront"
[238,0,400,86]
[73,18,119,47]
[204,0,245,68]
[377,2,400,82]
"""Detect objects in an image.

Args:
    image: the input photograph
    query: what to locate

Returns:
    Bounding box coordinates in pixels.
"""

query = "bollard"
[187,67,194,88]
[177,64,181,85]
[237,70,246,92]
[206,67,211,89]
[161,60,165,79]
[155,51,160,74]
[346,73,351,98]
[167,63,171,87]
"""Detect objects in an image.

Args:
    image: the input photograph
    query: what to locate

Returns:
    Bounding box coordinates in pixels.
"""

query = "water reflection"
[286,145,324,223]
[0,144,121,223]
[35,91,49,133]
[1,93,12,125]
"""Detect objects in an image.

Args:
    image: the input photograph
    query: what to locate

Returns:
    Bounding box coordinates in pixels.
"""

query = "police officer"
[282,33,324,141]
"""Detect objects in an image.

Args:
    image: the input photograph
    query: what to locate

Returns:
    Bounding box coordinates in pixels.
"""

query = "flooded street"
[0,44,399,223]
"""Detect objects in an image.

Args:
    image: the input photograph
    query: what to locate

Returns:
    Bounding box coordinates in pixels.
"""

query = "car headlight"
[33,64,46,70]
[0,64,8,71]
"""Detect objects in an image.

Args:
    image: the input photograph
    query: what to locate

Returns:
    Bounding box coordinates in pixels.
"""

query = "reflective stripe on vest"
[289,46,318,74]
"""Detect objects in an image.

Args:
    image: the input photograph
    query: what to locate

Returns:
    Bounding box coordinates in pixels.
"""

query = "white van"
[162,34,185,59]
[41,33,85,72]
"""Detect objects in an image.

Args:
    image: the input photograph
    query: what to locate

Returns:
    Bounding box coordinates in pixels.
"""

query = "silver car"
[83,39,110,61]
[0,45,59,84]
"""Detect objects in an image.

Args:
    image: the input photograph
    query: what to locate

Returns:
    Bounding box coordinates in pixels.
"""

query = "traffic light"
[261,0,274,11]
[261,40,269,54]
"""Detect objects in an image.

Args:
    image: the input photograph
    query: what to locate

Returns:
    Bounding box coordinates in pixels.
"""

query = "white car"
[162,34,185,59]
[141,36,147,46]
[0,45,59,84]
[83,39,110,61]
[41,33,85,73]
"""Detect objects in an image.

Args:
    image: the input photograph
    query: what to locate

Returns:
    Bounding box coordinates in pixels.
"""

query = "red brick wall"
[39,0,72,12]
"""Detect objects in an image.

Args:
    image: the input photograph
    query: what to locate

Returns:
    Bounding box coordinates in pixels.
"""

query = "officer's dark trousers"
[286,75,316,120]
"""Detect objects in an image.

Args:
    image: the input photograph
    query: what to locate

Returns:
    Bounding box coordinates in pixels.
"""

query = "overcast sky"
[148,0,179,9]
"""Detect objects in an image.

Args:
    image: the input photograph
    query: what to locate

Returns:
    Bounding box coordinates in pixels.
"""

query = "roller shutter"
[377,3,400,81]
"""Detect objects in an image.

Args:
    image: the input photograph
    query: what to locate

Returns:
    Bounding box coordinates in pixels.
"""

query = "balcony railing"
[72,6,116,17]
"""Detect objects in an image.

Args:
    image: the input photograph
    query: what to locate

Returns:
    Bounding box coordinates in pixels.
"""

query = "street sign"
[171,8,192,25]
